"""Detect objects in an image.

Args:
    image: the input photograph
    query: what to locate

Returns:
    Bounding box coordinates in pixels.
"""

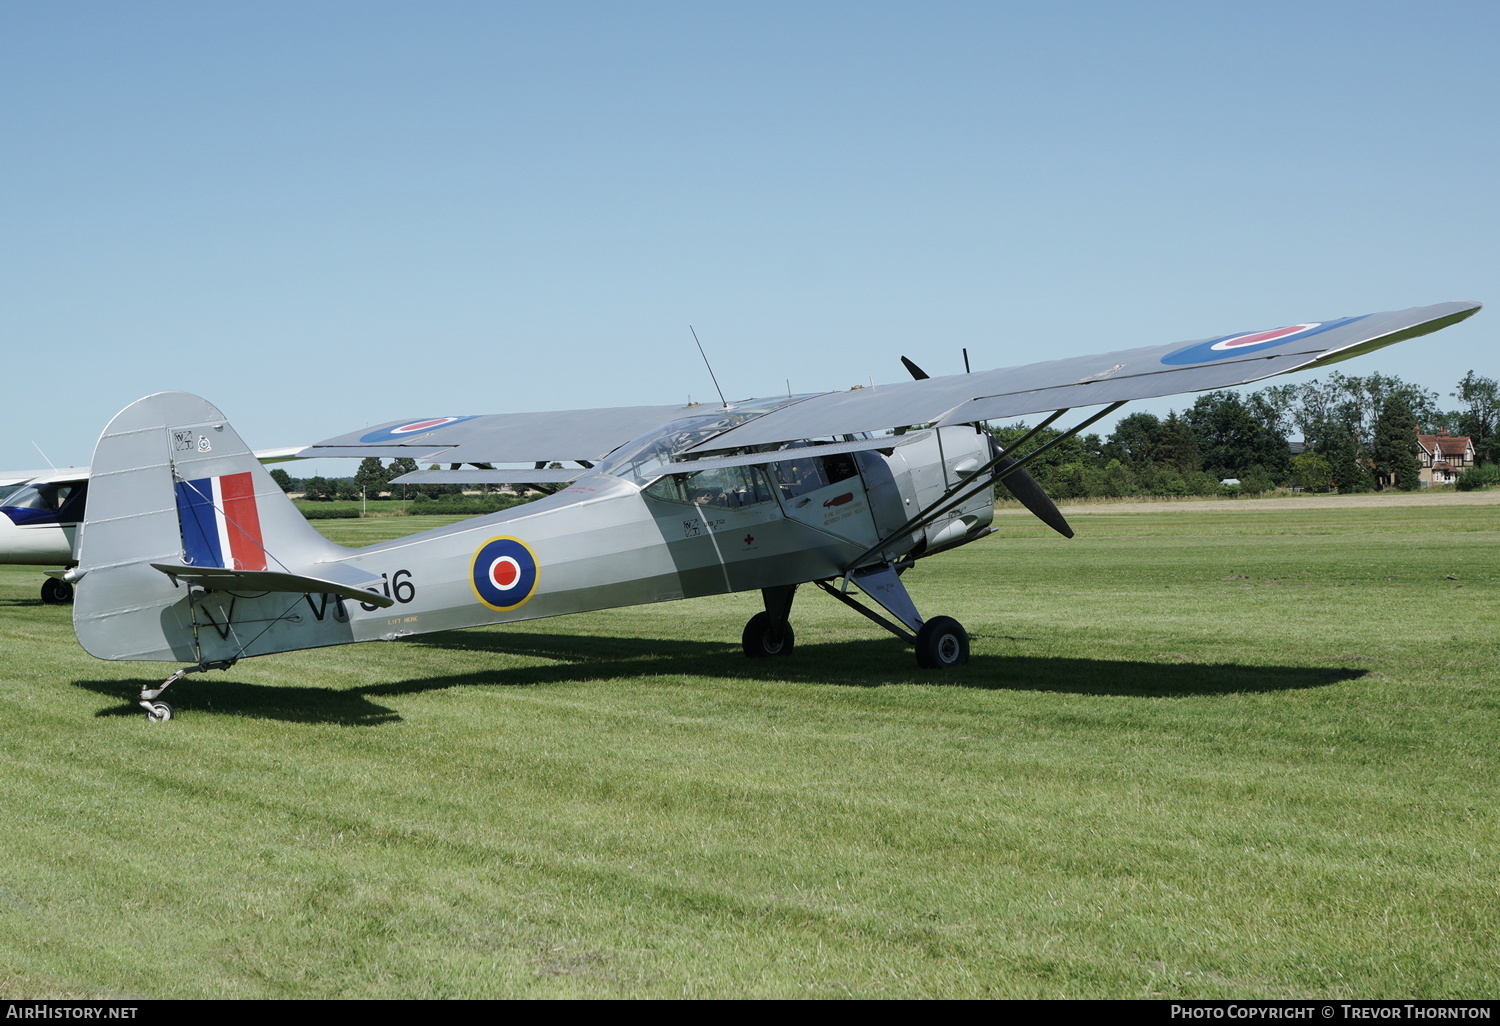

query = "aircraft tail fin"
[73,392,355,662]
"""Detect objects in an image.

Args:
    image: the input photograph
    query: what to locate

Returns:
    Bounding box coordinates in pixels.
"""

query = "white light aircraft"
[63,302,1479,721]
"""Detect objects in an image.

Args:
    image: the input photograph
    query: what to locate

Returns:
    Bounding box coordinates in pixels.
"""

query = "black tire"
[915,616,969,669]
[40,578,73,605]
[742,611,795,658]
[145,701,174,723]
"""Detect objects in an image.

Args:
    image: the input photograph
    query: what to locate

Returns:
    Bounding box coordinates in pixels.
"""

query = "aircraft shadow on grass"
[73,629,1366,726]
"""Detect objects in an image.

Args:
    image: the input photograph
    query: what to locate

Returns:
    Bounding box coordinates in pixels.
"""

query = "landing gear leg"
[820,565,971,671]
[138,659,235,723]
[742,584,796,658]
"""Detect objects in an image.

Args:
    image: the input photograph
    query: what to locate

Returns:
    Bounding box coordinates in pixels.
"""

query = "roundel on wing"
[359,416,479,444]
[470,536,540,611]
[1159,315,1366,366]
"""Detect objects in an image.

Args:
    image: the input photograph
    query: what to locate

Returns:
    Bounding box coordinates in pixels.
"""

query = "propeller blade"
[900,356,930,381]
[987,439,1073,538]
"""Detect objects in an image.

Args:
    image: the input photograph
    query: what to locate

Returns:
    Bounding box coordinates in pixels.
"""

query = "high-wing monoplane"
[66,302,1480,721]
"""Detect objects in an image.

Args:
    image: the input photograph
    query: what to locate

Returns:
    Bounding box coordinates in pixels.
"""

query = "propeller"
[900,354,1074,539]
[986,437,1074,538]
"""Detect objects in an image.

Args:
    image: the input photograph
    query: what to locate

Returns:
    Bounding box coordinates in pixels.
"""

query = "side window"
[646,466,776,509]
[644,476,688,504]
[1,484,61,511]
[772,452,858,500]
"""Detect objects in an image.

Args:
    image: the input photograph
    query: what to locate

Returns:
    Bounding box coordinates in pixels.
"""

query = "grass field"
[0,496,1496,998]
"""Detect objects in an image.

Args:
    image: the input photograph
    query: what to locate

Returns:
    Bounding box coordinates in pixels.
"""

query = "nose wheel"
[915,616,969,669]
[143,701,174,723]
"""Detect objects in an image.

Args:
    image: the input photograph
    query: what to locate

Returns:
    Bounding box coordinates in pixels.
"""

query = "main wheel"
[144,701,174,723]
[742,612,795,658]
[915,616,969,669]
[40,578,73,605]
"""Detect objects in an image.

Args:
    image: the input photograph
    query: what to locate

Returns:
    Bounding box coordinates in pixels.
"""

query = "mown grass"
[0,498,1495,998]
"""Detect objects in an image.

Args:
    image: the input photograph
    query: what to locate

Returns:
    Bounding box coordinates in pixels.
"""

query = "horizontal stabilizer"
[150,563,396,607]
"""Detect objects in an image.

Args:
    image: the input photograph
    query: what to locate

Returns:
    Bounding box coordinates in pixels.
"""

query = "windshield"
[594,396,812,485]
[2,482,71,511]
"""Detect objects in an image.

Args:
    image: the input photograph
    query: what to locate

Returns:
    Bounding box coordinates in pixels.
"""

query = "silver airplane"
[67,301,1479,721]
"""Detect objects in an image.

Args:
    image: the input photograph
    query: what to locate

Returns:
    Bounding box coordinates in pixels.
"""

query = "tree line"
[988,369,1498,501]
[270,457,475,501]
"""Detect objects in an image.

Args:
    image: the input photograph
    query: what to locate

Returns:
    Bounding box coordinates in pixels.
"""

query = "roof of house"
[1417,431,1474,458]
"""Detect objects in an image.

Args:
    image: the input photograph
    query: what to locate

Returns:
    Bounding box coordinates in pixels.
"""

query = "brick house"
[1417,429,1476,486]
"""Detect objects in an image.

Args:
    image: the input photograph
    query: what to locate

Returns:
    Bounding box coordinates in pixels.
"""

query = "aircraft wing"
[652,431,935,475]
[389,468,583,486]
[295,301,1477,468]
[687,302,1480,453]
[298,403,702,464]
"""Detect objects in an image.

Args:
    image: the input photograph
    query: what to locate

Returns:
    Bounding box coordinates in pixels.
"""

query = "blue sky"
[3,0,1494,471]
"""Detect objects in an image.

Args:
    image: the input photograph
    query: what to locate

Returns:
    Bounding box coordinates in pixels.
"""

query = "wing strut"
[844,401,1127,571]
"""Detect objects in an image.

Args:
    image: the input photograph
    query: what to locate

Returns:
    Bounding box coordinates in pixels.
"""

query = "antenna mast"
[689,325,728,407]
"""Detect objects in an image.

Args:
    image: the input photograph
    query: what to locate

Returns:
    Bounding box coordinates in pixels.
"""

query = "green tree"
[1156,412,1202,474]
[1372,394,1422,491]
[1451,370,1500,464]
[1290,452,1333,492]
[1185,392,1289,480]
[1293,372,1439,451]
[1322,427,1372,493]
[1103,413,1162,466]
[269,468,294,493]
[355,457,390,498]
[1246,384,1300,440]
[1239,465,1274,495]
[302,476,332,501]
[986,424,1104,495]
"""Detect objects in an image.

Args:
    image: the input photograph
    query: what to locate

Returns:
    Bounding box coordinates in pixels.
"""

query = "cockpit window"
[645,465,776,508]
[2,482,70,511]
[771,452,859,500]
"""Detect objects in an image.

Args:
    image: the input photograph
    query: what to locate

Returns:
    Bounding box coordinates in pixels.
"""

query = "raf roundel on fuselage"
[470,536,540,612]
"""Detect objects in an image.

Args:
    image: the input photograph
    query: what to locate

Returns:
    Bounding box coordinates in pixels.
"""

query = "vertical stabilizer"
[73,392,349,662]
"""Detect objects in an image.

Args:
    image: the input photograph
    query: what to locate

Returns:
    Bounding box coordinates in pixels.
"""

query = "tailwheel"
[915,616,969,669]
[40,578,73,605]
[143,701,174,723]
[742,611,795,658]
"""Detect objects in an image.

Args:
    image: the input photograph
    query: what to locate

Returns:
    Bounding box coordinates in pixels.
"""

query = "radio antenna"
[689,325,728,407]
